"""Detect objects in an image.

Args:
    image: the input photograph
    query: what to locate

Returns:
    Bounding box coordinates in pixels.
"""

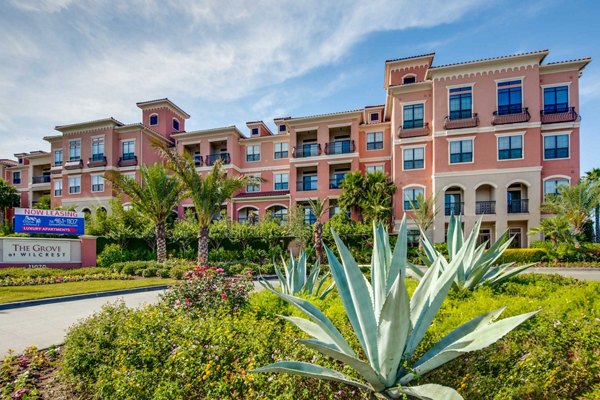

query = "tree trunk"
[314,222,324,263]
[155,221,167,263]
[0,208,4,227]
[595,205,599,243]
[197,224,209,265]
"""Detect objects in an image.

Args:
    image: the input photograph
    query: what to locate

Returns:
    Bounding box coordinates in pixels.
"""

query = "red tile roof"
[430,50,549,69]
[385,53,435,63]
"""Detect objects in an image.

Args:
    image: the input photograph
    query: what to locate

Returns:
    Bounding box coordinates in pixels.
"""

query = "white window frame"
[400,101,426,129]
[540,82,571,111]
[53,179,63,197]
[68,176,81,194]
[366,131,384,151]
[495,77,524,113]
[54,150,63,166]
[91,136,105,159]
[543,175,571,195]
[366,165,384,174]
[402,145,426,171]
[91,174,104,193]
[274,142,288,159]
[447,137,475,165]
[149,113,159,126]
[446,83,475,120]
[403,185,425,211]
[172,118,180,131]
[69,139,81,161]
[121,139,136,159]
[495,132,525,162]
[246,174,261,192]
[542,131,571,161]
[246,144,261,162]
[12,171,21,184]
[274,172,289,190]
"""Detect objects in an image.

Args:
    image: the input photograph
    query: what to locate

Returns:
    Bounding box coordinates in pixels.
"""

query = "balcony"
[540,107,579,124]
[193,155,203,167]
[492,108,531,125]
[398,123,430,138]
[118,155,138,167]
[444,202,464,216]
[293,143,321,158]
[508,199,529,214]
[475,201,496,215]
[64,159,83,170]
[88,155,107,167]
[31,175,51,184]
[324,140,355,155]
[297,180,318,191]
[329,175,347,189]
[444,113,479,130]
[205,153,231,166]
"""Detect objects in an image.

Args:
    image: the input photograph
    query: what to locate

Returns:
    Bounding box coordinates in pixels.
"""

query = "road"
[0,270,597,358]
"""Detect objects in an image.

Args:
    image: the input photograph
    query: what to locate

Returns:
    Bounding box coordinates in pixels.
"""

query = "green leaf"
[388,383,463,400]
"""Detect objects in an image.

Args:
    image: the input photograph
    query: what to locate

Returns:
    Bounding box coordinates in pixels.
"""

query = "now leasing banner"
[14,208,85,235]
[3,238,71,263]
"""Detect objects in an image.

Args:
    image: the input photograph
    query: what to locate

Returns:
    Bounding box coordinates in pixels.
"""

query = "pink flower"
[216,268,224,273]
[220,293,227,299]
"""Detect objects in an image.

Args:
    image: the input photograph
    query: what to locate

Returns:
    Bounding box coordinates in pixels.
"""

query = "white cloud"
[0,0,484,158]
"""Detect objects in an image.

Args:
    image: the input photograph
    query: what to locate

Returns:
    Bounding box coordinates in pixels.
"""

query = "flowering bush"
[0,273,132,287]
[160,265,253,314]
[0,346,59,400]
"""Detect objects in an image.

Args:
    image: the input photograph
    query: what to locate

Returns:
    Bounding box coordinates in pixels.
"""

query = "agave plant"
[263,250,335,299]
[253,219,537,399]
[420,214,535,290]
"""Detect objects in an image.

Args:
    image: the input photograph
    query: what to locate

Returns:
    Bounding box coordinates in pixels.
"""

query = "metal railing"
[444,202,464,216]
[492,107,530,125]
[88,156,107,167]
[508,199,529,213]
[118,155,138,167]
[540,107,579,124]
[297,180,318,191]
[325,140,355,155]
[205,153,231,166]
[193,155,203,167]
[398,122,430,138]
[444,113,479,130]
[475,201,496,215]
[32,175,51,184]
[293,143,321,158]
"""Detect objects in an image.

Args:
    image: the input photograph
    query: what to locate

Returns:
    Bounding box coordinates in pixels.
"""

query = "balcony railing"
[475,201,496,215]
[297,180,318,191]
[205,153,231,166]
[193,155,203,167]
[540,107,579,124]
[293,143,321,158]
[64,159,83,170]
[32,175,51,184]
[118,155,138,167]
[508,199,529,213]
[329,176,347,189]
[492,108,530,125]
[445,202,464,216]
[88,156,107,167]
[398,122,430,138]
[324,140,355,155]
[444,113,479,130]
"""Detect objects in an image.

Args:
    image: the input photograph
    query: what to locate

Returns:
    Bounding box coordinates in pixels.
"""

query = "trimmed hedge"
[496,248,547,264]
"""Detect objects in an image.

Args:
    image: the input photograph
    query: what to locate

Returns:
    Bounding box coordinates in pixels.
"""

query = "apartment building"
[2,50,590,247]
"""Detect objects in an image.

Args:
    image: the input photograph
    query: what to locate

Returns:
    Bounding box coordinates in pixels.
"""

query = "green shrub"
[168,264,193,280]
[141,267,157,278]
[496,248,547,264]
[97,243,124,267]
[157,268,170,278]
[0,267,109,278]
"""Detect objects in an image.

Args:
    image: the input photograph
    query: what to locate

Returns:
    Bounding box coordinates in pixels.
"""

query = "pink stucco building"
[2,50,591,247]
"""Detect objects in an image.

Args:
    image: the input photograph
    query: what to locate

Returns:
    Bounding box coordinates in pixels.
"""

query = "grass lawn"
[0,278,175,304]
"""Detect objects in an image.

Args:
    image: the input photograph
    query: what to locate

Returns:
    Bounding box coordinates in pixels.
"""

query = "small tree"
[529,216,573,250]
[307,198,329,263]
[584,168,600,242]
[339,171,396,225]
[0,179,20,227]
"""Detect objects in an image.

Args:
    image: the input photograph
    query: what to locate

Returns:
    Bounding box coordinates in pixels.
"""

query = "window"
[270,206,288,221]
[246,175,260,192]
[274,142,288,159]
[123,172,136,180]
[246,145,260,161]
[330,170,349,189]
[274,173,289,190]
[251,127,259,136]
[449,86,472,120]
[498,135,523,160]
[91,175,104,192]
[404,187,424,210]
[122,140,135,160]
[508,227,522,248]
[367,132,384,150]
[544,134,569,159]
[497,80,522,115]
[91,137,104,161]
[54,180,62,196]
[304,207,316,224]
[279,124,286,132]
[54,150,63,166]
[68,176,81,194]
[403,104,424,129]
[370,112,379,122]
[366,165,384,174]
[544,179,569,195]
[172,119,180,131]
[69,140,81,161]
[449,139,473,164]
[403,75,416,84]
[544,86,569,114]
[149,114,158,125]
[407,229,420,246]
[403,147,425,170]
[17,158,23,164]
[300,174,318,191]
[12,171,21,184]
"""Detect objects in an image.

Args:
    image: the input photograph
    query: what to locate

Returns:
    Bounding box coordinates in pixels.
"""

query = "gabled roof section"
[55,117,124,133]
[114,123,173,144]
[286,109,363,125]
[245,120,274,136]
[136,98,191,119]
[172,125,243,139]
[540,57,591,74]
[385,52,435,64]
[0,159,17,167]
[384,53,435,89]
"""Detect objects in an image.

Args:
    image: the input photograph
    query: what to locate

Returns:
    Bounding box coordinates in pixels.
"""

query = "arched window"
[149,114,158,126]
[268,205,288,222]
[172,118,180,131]
[238,207,259,224]
[402,74,417,84]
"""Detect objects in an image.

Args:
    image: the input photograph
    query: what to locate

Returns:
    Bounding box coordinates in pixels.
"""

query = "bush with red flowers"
[160,266,253,315]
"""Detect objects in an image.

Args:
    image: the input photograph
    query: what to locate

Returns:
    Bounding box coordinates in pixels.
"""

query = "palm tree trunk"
[595,205,599,243]
[198,224,209,265]
[155,221,166,263]
[314,222,324,263]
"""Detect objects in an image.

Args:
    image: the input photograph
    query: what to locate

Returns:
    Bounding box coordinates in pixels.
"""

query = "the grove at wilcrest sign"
[14,208,85,235]
[2,238,71,263]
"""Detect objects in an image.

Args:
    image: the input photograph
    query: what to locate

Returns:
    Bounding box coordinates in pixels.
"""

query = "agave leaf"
[418,228,438,266]
[298,339,386,391]
[304,261,320,294]
[388,383,463,400]
[372,223,388,317]
[280,316,353,355]
[485,263,534,286]
[273,264,288,294]
[388,217,408,291]
[401,310,539,383]
[376,275,411,385]
[328,231,380,371]
[251,361,371,391]
[407,262,425,280]
[263,285,355,357]
[319,282,336,300]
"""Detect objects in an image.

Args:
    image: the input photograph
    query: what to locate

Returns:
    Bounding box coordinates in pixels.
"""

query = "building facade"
[2,50,591,247]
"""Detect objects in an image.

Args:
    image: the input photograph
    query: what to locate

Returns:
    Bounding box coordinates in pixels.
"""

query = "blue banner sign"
[14,208,85,235]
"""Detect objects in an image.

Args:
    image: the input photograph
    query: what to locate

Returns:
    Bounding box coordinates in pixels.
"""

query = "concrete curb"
[0,284,170,311]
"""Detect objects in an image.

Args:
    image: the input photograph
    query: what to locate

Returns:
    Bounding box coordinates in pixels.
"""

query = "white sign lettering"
[3,239,71,263]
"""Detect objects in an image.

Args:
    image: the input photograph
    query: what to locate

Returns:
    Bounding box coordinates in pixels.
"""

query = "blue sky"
[1,0,598,173]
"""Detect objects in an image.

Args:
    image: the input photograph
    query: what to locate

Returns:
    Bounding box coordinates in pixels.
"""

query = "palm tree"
[529,216,573,249]
[408,192,438,244]
[585,168,600,242]
[106,163,183,263]
[338,171,363,217]
[156,143,250,265]
[307,198,329,263]
[0,178,20,227]
[361,171,396,224]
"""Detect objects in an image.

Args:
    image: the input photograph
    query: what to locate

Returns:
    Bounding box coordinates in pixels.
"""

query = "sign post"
[13,208,85,235]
